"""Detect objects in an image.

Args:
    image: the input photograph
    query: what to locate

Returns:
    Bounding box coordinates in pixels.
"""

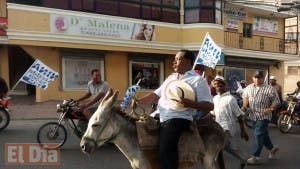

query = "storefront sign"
[223,8,247,20]
[62,57,104,90]
[50,14,155,41]
[253,16,278,35]
[0,18,7,36]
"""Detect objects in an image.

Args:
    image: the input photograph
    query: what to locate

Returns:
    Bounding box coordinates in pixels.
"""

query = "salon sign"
[50,14,155,41]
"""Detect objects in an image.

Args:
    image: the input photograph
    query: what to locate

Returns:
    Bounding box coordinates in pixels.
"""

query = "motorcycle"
[37,99,88,149]
[0,96,10,131]
[277,95,300,133]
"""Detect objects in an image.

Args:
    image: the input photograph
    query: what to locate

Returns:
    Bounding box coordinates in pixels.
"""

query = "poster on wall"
[50,14,155,41]
[226,19,239,32]
[253,16,278,35]
[224,68,245,92]
[0,17,7,36]
[62,57,104,90]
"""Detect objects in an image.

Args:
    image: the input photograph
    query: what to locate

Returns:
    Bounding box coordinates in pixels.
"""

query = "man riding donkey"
[135,50,215,169]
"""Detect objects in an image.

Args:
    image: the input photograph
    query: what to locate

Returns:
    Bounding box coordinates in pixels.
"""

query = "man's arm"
[136,93,159,105]
[77,92,91,102]
[179,99,214,112]
[241,98,249,112]
[287,88,297,96]
[237,115,249,141]
[83,92,105,108]
[264,88,280,115]
[231,97,249,141]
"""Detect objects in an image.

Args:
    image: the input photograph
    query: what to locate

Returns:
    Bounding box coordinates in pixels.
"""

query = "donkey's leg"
[203,144,223,169]
[216,150,226,169]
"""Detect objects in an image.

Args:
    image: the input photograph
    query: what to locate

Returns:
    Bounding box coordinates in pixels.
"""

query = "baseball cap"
[269,76,276,80]
[253,70,264,78]
[214,75,226,85]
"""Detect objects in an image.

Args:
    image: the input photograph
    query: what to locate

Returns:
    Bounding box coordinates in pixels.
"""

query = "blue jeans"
[252,119,274,157]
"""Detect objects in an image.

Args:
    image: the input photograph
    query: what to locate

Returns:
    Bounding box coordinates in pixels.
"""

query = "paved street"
[0,96,299,169]
[0,119,300,169]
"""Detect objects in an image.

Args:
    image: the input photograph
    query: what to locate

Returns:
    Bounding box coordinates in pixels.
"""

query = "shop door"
[8,46,35,95]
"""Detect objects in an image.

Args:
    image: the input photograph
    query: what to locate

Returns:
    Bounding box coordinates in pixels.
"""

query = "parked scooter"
[0,96,10,131]
[277,95,300,133]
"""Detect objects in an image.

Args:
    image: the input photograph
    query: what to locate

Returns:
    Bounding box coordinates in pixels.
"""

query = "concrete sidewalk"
[8,95,152,120]
[8,95,59,120]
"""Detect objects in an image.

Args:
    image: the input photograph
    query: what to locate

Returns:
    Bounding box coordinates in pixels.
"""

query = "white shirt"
[211,91,244,137]
[154,70,213,122]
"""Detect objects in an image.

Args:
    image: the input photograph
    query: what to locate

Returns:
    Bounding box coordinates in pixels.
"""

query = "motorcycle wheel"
[0,108,10,131]
[277,114,292,133]
[37,122,67,149]
[243,110,254,129]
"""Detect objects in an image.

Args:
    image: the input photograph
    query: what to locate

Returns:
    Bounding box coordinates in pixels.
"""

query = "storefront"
[5,3,224,102]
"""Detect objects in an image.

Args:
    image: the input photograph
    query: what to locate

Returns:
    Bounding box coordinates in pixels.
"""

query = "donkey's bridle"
[82,108,130,146]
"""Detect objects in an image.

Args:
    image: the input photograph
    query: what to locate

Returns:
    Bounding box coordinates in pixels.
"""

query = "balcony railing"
[224,31,298,55]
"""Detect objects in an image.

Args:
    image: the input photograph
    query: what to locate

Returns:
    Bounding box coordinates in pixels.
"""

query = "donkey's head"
[80,88,119,154]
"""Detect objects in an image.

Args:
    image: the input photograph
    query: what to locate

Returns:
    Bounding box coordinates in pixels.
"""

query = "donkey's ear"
[99,88,113,107]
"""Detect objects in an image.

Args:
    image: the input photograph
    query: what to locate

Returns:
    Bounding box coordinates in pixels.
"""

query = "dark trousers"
[159,118,191,169]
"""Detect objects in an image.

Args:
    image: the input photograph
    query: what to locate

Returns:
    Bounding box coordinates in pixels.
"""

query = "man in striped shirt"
[242,70,280,165]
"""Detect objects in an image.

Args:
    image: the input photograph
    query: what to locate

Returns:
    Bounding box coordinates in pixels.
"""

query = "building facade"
[0,0,298,102]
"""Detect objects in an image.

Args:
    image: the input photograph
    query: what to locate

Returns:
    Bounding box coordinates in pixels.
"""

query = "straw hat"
[163,80,195,111]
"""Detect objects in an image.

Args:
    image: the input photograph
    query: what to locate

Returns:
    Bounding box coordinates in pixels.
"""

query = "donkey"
[80,89,225,169]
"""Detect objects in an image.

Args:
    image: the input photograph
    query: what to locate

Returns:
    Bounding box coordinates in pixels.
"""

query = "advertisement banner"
[0,17,7,36]
[226,18,239,32]
[253,16,278,35]
[50,14,155,41]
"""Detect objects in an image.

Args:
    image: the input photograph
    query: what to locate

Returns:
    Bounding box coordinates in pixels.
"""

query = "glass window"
[162,8,180,23]
[185,0,199,8]
[129,61,164,90]
[287,66,300,75]
[62,56,105,90]
[215,9,221,24]
[152,6,161,20]
[143,0,161,5]
[201,0,214,7]
[200,9,214,23]
[142,5,152,19]
[185,9,199,23]
[120,2,140,18]
[43,0,69,9]
[243,23,253,38]
[71,0,82,10]
[83,0,94,11]
[95,0,118,15]
[163,0,180,7]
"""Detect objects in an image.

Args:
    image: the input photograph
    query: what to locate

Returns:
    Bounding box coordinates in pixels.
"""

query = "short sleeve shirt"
[154,70,213,122]
[87,80,109,107]
[211,92,244,137]
[242,83,280,121]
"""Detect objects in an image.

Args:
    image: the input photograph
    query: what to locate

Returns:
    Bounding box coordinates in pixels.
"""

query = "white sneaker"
[269,145,279,159]
[247,156,260,165]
